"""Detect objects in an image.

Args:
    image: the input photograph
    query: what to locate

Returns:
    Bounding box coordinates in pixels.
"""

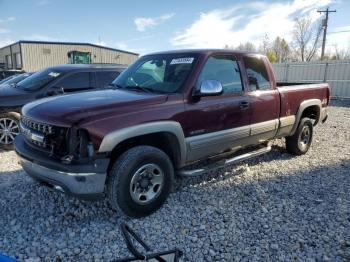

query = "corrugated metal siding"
[20,43,138,72]
[273,60,350,98]
[0,43,21,69]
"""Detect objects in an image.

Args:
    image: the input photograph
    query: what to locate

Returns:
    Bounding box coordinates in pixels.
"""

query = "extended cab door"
[184,54,250,162]
[242,55,280,142]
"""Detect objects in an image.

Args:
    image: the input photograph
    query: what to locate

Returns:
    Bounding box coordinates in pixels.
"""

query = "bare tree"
[236,42,256,52]
[332,44,348,60]
[292,16,323,61]
[259,34,271,55]
[272,37,291,62]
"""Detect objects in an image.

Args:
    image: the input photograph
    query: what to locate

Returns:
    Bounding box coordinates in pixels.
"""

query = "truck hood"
[22,89,168,127]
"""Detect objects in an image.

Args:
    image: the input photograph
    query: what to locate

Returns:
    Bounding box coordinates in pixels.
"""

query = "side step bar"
[178,146,271,177]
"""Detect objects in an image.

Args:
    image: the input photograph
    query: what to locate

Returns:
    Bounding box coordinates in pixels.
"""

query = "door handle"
[239,101,249,109]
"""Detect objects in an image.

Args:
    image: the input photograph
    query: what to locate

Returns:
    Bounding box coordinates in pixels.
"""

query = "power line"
[317,7,336,60]
[328,29,350,34]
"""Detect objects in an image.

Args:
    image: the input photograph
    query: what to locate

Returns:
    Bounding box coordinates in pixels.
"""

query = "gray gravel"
[0,100,350,261]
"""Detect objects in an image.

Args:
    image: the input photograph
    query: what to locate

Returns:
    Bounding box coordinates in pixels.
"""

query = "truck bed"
[277,82,330,119]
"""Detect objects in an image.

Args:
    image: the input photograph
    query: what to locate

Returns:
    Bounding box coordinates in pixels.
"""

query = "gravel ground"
[0,100,349,262]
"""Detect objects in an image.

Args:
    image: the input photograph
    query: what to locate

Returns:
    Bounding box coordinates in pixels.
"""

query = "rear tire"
[107,145,174,218]
[0,112,20,151]
[286,117,313,155]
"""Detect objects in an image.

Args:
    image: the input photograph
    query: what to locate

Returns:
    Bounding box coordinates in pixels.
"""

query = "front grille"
[21,116,54,135]
[20,116,69,157]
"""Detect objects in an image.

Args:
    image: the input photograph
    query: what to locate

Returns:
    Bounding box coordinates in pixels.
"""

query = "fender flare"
[290,99,321,135]
[98,121,187,167]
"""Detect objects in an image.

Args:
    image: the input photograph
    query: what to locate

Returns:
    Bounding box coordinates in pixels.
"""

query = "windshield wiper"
[110,84,154,93]
[109,83,123,89]
[125,85,153,93]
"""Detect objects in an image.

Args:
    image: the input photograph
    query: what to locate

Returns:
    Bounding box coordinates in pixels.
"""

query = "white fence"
[272,60,350,98]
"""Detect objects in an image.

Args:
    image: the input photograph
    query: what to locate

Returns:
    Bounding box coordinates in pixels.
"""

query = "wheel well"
[107,132,181,174]
[301,105,320,124]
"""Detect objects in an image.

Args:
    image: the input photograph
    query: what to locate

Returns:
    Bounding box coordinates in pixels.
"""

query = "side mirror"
[248,76,259,91]
[198,80,223,96]
[47,86,64,96]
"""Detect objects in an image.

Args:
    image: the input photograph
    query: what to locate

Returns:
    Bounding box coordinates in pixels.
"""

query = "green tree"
[267,50,277,63]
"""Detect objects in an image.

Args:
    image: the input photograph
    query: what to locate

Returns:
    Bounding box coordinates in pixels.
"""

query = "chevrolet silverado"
[15,49,330,217]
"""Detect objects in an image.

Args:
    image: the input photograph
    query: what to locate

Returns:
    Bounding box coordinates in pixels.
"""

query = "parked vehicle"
[0,75,18,85]
[0,64,126,149]
[15,49,330,217]
[0,72,33,87]
[0,70,25,80]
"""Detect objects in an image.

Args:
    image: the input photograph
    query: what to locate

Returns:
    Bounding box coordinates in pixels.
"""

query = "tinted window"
[16,69,62,91]
[243,56,271,91]
[96,71,121,88]
[197,55,243,94]
[57,72,91,91]
[112,54,197,93]
[0,75,16,85]
[4,73,31,86]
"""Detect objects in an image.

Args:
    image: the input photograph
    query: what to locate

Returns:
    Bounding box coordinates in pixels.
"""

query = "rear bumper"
[15,135,108,200]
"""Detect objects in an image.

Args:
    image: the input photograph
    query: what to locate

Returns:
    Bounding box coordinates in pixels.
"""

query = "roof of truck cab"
[42,64,128,72]
[145,49,263,56]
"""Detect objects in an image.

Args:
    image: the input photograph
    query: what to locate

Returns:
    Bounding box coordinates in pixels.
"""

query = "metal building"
[0,40,139,72]
[273,60,350,98]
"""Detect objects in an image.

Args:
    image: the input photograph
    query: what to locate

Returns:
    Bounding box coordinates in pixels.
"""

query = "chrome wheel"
[0,118,19,145]
[129,163,164,205]
[298,125,311,151]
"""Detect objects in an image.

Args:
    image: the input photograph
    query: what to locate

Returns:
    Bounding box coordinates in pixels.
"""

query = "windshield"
[16,69,62,91]
[112,54,198,94]
[0,75,16,85]
[4,73,32,86]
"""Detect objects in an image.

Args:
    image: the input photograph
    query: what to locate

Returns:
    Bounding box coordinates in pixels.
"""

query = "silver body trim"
[280,115,296,127]
[291,99,322,135]
[98,121,187,166]
[276,115,296,137]
[98,115,303,166]
[21,158,106,195]
[185,118,292,163]
[250,119,278,136]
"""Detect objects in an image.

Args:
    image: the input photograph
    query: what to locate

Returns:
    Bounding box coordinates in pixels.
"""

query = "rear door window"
[96,71,121,88]
[243,56,271,91]
[57,72,92,92]
[197,55,243,94]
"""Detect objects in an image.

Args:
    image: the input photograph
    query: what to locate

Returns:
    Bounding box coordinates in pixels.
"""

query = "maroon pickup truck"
[15,49,330,217]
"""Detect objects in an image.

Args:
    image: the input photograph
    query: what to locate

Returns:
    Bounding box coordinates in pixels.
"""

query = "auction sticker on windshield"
[48,72,60,77]
[170,57,194,64]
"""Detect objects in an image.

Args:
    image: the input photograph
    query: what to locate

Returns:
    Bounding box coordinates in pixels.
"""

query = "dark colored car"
[0,64,126,149]
[0,70,25,80]
[15,49,330,217]
[0,75,18,85]
[0,72,33,87]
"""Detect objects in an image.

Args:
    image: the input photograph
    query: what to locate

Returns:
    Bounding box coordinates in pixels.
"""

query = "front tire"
[107,145,174,218]
[286,117,313,155]
[0,112,20,150]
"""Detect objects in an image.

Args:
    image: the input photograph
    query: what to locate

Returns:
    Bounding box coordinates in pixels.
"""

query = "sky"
[0,0,349,55]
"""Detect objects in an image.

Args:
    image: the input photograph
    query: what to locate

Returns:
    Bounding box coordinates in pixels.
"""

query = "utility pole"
[317,7,336,60]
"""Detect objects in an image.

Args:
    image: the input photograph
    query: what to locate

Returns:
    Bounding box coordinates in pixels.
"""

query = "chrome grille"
[21,116,54,135]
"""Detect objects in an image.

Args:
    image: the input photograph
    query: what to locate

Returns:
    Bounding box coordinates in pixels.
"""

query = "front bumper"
[15,135,108,200]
